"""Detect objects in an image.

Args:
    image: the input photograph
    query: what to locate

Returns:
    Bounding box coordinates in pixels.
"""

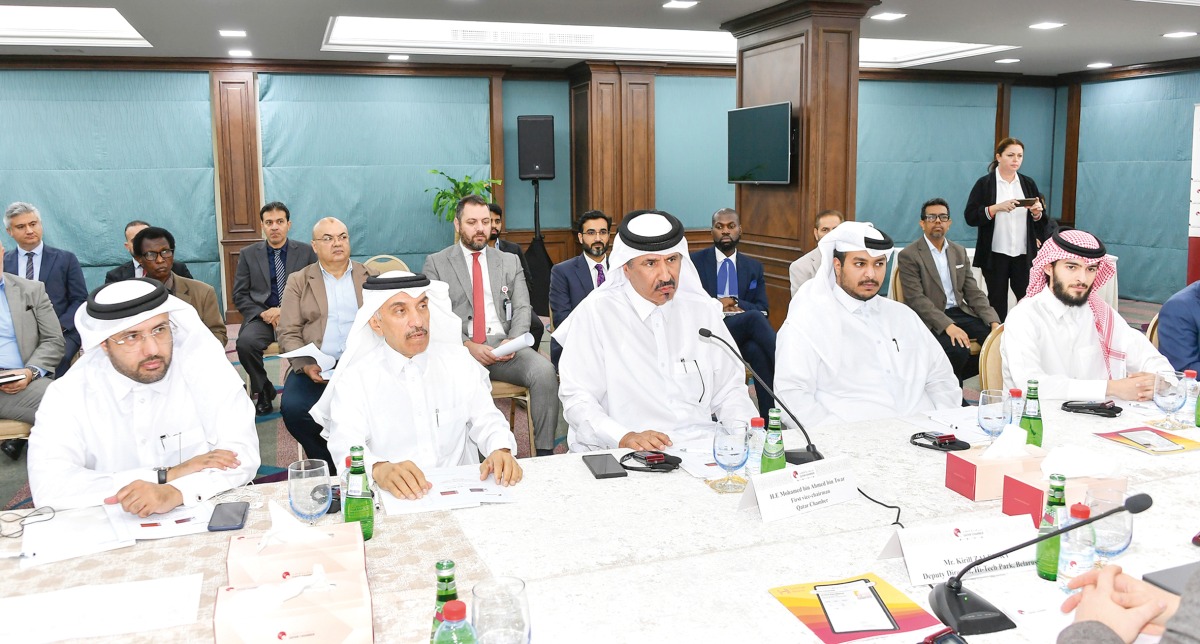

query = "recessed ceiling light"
[1164,31,1198,38]
[870,12,907,21]
[228,49,253,57]
[1029,22,1065,30]
[219,29,246,38]
[859,38,1019,68]
[1087,62,1113,69]
[387,54,409,61]
[662,0,698,8]
[0,5,150,47]
[995,58,1021,64]
[1131,0,1200,5]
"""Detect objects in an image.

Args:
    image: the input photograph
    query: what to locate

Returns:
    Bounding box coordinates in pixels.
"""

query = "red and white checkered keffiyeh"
[1027,229,1122,377]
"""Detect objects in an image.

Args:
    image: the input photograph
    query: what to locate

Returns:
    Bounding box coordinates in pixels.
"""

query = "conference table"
[2,405,1197,643]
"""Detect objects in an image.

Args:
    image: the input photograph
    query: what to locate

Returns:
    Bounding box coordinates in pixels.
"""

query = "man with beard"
[691,208,777,419]
[133,227,227,347]
[549,210,611,368]
[28,278,260,515]
[1002,229,1169,401]
[554,210,757,452]
[896,198,999,384]
[487,203,544,350]
[425,195,561,456]
[775,222,960,427]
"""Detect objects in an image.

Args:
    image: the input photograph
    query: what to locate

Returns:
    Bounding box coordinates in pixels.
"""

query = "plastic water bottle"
[1057,503,1096,593]
[746,417,766,476]
[1184,370,1199,427]
[432,600,477,644]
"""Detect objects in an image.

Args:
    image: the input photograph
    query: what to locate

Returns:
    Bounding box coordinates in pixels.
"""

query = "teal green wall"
[501,80,572,230]
[654,75,737,228]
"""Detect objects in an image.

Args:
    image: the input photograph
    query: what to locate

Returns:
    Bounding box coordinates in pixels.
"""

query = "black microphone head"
[698,328,712,338]
[1124,493,1152,514]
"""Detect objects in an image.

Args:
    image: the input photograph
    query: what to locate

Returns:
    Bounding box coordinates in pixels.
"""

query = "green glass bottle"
[343,446,373,541]
[1020,380,1044,447]
[431,559,458,639]
[760,408,787,474]
[1035,474,1067,581]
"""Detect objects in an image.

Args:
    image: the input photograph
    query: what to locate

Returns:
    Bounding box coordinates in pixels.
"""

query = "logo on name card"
[953,528,961,538]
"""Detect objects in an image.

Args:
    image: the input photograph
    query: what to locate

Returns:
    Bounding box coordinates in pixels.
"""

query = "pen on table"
[435,408,440,427]
[892,338,899,352]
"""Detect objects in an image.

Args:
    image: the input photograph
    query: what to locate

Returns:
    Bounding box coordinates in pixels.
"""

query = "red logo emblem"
[792,470,799,479]
[277,632,286,640]
[953,528,961,538]
[281,571,290,579]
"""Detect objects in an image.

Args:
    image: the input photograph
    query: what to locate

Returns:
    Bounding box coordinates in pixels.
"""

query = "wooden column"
[211,70,263,323]
[722,0,879,328]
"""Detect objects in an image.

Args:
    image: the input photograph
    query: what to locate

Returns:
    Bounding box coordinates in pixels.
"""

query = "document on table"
[379,464,516,515]
[20,505,134,569]
[103,500,215,539]
[903,407,990,442]
[662,424,723,480]
[1,573,203,643]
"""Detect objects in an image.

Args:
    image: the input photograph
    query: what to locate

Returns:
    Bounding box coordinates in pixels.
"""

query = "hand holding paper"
[491,332,534,359]
[279,343,337,371]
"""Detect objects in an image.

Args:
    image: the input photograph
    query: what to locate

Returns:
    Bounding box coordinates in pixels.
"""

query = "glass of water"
[977,389,1010,443]
[472,576,531,644]
[288,459,331,525]
[1087,488,1134,565]
[1154,370,1188,430]
[708,420,749,494]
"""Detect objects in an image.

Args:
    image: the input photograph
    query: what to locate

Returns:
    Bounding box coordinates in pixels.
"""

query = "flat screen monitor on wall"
[727,101,794,185]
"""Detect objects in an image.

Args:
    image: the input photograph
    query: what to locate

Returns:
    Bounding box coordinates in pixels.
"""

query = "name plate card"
[738,456,857,523]
[879,515,1037,587]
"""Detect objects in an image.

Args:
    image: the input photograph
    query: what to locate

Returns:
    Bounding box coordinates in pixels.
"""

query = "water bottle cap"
[751,417,765,427]
[1009,388,1022,398]
[1070,503,1090,519]
[442,600,466,621]
[1186,370,1197,379]
[345,456,352,467]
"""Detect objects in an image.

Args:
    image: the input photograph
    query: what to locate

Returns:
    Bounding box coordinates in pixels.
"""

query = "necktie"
[272,248,286,305]
[471,252,486,343]
[595,263,605,287]
[24,252,34,280]
[717,257,734,297]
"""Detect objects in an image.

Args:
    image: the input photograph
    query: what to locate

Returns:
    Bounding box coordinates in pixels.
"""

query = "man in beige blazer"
[789,209,844,296]
[896,198,1000,384]
[0,262,65,460]
[132,227,227,347]
[277,217,375,472]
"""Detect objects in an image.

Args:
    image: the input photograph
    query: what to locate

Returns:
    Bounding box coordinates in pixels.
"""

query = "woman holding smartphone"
[964,137,1055,320]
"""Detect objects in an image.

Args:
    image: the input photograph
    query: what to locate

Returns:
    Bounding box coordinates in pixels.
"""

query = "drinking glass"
[1087,488,1134,565]
[977,389,1010,443]
[288,459,331,525]
[708,420,749,494]
[1154,370,1188,430]
[472,576,531,644]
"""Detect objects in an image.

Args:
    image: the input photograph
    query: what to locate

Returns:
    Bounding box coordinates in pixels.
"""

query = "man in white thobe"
[311,272,520,501]
[1002,228,1170,401]
[776,221,961,427]
[28,278,260,516]
[555,210,758,452]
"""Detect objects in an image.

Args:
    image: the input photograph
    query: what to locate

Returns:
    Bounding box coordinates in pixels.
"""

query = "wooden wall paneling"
[590,66,623,222]
[570,82,591,223]
[1061,83,1082,227]
[488,72,506,206]
[211,70,264,323]
[995,80,1012,141]
[618,65,658,214]
[504,229,577,265]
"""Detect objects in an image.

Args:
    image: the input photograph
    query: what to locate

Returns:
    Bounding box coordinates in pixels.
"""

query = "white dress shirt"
[924,235,958,308]
[559,281,757,451]
[460,244,503,337]
[132,260,145,278]
[992,170,1028,257]
[18,242,44,281]
[1001,289,1171,400]
[28,352,261,509]
[324,344,517,474]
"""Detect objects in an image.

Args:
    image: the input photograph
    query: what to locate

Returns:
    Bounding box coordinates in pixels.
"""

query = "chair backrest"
[365,255,409,273]
[888,256,905,303]
[978,324,1004,392]
[1147,312,1160,348]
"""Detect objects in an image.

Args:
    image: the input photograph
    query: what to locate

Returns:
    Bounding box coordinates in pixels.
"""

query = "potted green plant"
[426,169,502,222]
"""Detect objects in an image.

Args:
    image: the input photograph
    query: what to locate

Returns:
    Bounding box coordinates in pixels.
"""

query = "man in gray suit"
[789,209,843,296]
[233,202,318,415]
[896,198,999,384]
[0,244,66,460]
[424,195,560,456]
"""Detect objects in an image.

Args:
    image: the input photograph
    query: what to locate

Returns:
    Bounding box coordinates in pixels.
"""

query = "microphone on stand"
[698,328,822,465]
[929,492,1154,635]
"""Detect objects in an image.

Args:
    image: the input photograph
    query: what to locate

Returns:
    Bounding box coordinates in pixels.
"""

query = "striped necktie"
[24,252,34,280]
[272,248,286,304]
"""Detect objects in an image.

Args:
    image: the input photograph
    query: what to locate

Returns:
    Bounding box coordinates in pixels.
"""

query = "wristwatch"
[154,466,169,485]
[28,368,41,381]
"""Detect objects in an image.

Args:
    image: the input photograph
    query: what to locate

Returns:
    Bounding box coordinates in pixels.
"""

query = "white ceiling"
[1,0,1199,76]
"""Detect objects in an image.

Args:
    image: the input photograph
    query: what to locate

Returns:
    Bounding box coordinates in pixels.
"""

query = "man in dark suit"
[3,202,85,376]
[104,220,193,284]
[425,195,561,456]
[487,203,545,350]
[897,198,1000,384]
[233,202,318,415]
[691,208,777,419]
[548,210,611,368]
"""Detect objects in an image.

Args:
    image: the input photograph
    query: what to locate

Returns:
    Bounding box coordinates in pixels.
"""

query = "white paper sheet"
[103,500,215,539]
[1,573,203,643]
[278,343,337,371]
[20,505,134,569]
[379,464,515,515]
[491,332,534,358]
[923,407,992,441]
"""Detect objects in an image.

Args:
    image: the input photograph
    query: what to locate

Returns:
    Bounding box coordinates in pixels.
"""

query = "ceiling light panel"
[1164,31,1198,38]
[0,5,150,47]
[662,1,698,8]
[871,12,908,21]
[859,39,1018,68]
[1029,22,1066,29]
[219,29,246,38]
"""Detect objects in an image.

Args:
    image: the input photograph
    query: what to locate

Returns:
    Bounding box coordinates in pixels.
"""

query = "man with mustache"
[549,210,611,368]
[555,210,757,452]
[28,278,260,516]
[692,208,777,419]
[896,198,1000,384]
[312,273,522,501]
[1001,229,1170,401]
[486,203,545,351]
[776,222,960,427]
[425,195,561,456]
